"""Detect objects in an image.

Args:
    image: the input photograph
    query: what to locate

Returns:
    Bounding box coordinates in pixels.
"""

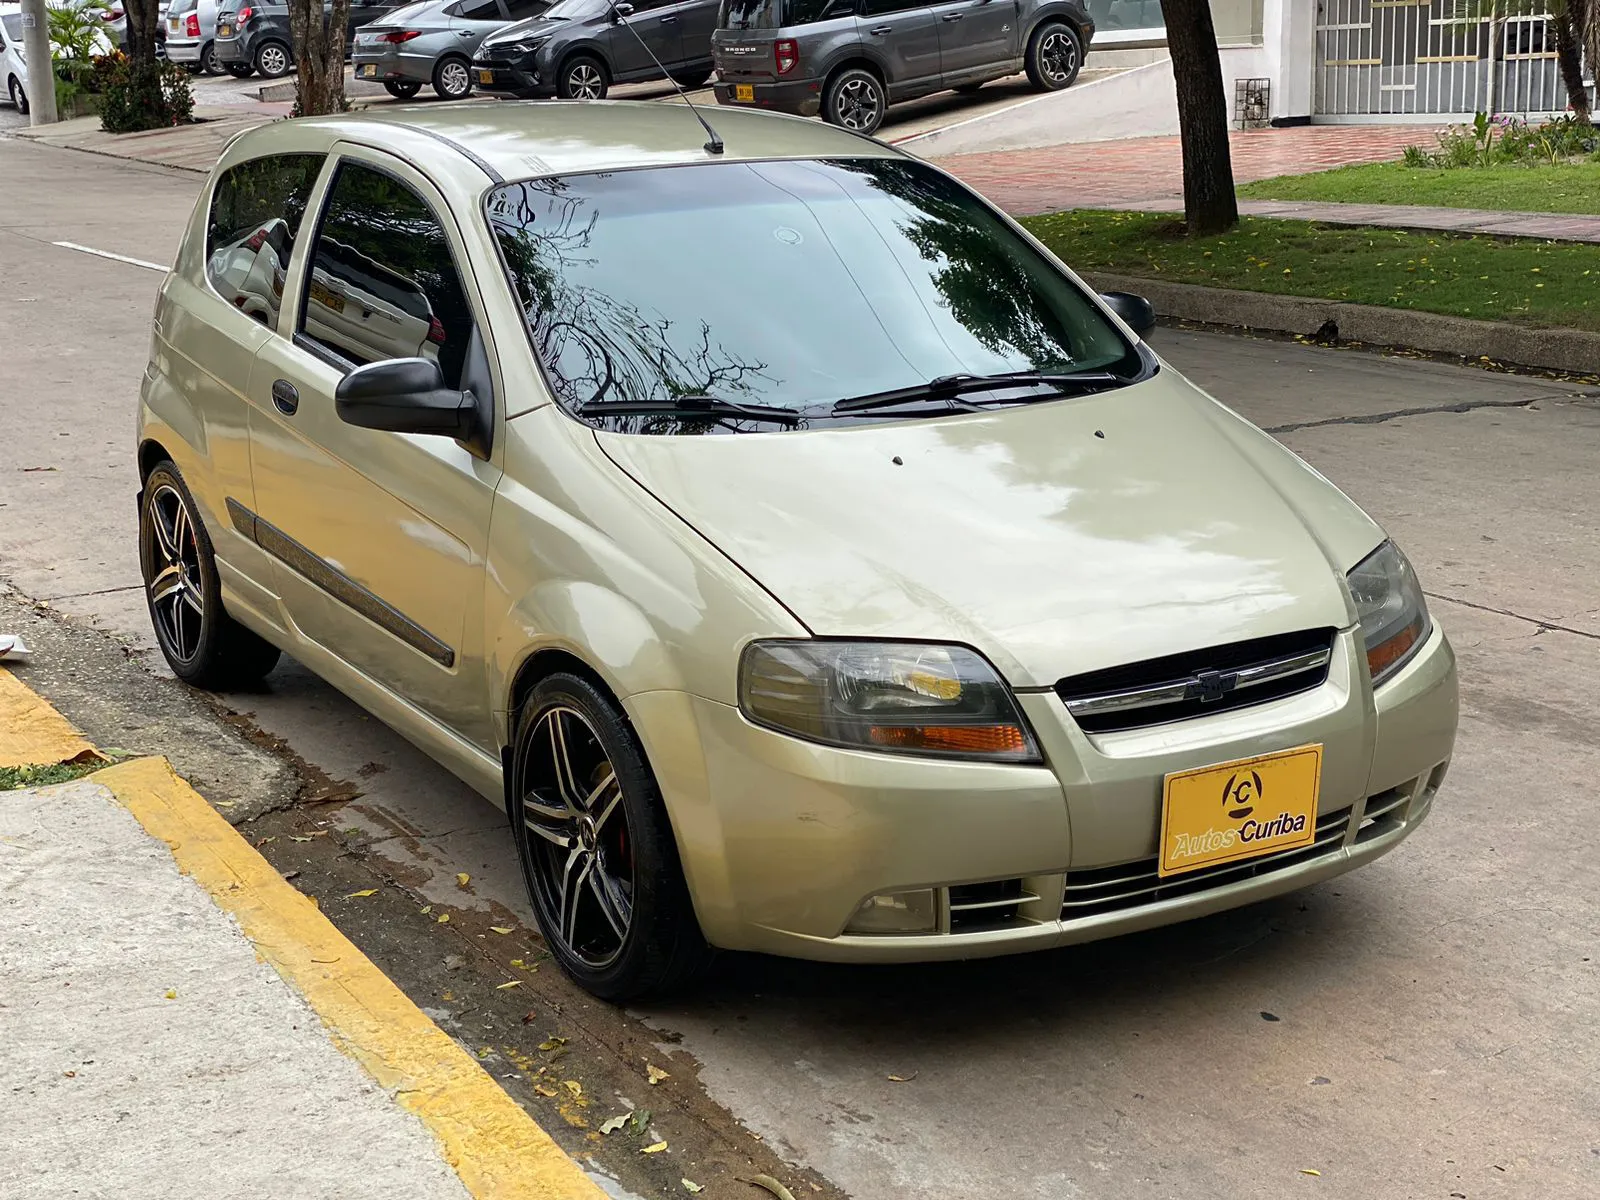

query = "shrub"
[1408,112,1600,169]
[97,53,194,133]
[46,4,104,89]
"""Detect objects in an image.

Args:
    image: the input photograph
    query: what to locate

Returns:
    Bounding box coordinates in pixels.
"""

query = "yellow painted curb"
[95,754,608,1200]
[0,666,100,769]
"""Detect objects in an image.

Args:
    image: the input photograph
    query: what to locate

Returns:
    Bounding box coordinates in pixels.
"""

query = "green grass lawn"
[1020,211,1600,332]
[0,759,105,791]
[1238,161,1600,215]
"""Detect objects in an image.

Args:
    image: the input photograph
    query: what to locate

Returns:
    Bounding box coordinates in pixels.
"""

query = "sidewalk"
[0,668,606,1200]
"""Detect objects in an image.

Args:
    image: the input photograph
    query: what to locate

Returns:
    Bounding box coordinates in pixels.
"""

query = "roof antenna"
[611,2,725,155]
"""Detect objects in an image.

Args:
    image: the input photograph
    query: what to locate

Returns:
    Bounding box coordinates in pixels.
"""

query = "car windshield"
[537,0,603,18]
[486,158,1142,433]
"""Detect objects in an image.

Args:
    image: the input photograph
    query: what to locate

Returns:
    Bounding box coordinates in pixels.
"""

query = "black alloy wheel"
[557,54,607,100]
[509,673,709,1000]
[138,462,281,688]
[1025,22,1082,91]
[823,66,885,135]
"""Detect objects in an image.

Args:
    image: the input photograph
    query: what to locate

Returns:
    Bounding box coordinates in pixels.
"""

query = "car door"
[607,0,683,78]
[929,0,1017,84]
[446,0,512,59]
[670,0,718,69]
[855,0,939,94]
[244,146,502,749]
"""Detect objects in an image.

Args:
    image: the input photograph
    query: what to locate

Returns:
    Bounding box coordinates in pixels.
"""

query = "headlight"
[738,640,1040,763]
[512,36,549,54]
[1347,540,1431,687]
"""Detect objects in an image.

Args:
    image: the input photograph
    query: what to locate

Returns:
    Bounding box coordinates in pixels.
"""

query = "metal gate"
[1314,1,1569,121]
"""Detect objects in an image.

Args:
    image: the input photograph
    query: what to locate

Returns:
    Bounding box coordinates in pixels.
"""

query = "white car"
[0,0,114,113]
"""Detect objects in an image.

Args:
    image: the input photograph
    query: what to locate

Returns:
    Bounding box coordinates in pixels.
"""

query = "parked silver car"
[166,0,222,73]
[353,0,547,100]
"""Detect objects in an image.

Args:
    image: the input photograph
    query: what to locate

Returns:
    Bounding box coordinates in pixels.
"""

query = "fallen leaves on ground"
[534,1083,559,1098]
[521,1010,537,1024]
[456,872,470,888]
[740,1175,799,1200]
[647,1063,670,1085]
[163,989,177,1000]
[344,889,377,899]
[495,980,521,990]
[641,1141,668,1154]
[538,1036,567,1051]
[599,1114,630,1135]
[490,926,514,935]
[682,1180,704,1194]
[887,1071,917,1083]
[563,1080,583,1099]
[436,913,449,924]
[1300,1168,1322,1177]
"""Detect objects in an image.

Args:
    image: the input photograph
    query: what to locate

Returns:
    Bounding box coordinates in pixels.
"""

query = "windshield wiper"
[577,394,803,426]
[831,371,1127,415]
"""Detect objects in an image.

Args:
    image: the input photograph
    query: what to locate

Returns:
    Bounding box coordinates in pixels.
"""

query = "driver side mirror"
[1099,291,1156,336]
[335,358,488,455]
[612,1,633,20]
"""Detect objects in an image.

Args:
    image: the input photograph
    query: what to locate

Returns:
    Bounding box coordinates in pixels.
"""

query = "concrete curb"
[0,670,608,1200]
[1082,271,1600,375]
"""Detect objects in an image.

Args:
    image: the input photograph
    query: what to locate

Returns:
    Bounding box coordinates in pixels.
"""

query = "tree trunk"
[124,0,161,64]
[1553,2,1591,122]
[288,0,352,115]
[1158,0,1239,235]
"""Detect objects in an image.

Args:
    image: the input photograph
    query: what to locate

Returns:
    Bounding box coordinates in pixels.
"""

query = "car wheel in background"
[384,78,423,99]
[9,75,28,114]
[254,39,291,79]
[139,462,282,689]
[670,67,711,89]
[432,53,471,100]
[202,40,223,75]
[224,61,253,77]
[1025,21,1082,91]
[508,673,711,1001]
[822,66,885,135]
[556,53,607,100]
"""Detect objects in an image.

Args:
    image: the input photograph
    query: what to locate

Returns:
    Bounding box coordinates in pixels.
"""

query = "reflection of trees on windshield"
[838,160,1087,372]
[489,179,780,436]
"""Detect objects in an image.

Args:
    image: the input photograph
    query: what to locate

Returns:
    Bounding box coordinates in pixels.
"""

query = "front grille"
[948,879,1037,932]
[1061,805,1352,921]
[1056,628,1337,734]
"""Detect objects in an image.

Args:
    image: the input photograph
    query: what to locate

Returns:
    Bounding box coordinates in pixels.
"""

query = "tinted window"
[300,162,475,388]
[451,0,502,16]
[861,0,922,14]
[205,153,324,326]
[717,0,778,27]
[487,159,1139,433]
[0,14,21,41]
[502,0,548,16]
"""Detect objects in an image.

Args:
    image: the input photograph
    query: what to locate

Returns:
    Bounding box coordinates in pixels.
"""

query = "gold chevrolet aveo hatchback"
[138,103,1459,1000]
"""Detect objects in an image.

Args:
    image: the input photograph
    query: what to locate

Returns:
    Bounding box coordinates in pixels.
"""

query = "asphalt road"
[2,134,1598,1200]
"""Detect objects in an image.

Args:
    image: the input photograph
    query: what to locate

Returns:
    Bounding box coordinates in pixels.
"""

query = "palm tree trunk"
[1158,0,1239,235]
[1553,2,1591,121]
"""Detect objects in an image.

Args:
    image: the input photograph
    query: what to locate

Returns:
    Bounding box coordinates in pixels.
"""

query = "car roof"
[295,99,903,181]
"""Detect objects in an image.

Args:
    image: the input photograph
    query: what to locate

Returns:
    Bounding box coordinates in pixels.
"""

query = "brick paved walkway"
[936,124,1435,215]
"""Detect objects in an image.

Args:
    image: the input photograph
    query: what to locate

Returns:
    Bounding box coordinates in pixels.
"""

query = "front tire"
[254,39,292,79]
[822,65,885,135]
[385,78,422,99]
[432,53,471,100]
[202,40,223,75]
[508,673,710,1001]
[556,53,607,100]
[139,462,281,689]
[1025,21,1082,92]
[10,75,28,115]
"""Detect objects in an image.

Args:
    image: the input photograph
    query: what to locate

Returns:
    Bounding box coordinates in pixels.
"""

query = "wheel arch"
[555,42,610,82]
[822,54,886,91]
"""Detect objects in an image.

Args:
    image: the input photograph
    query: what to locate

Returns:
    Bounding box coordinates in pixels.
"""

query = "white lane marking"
[51,240,170,273]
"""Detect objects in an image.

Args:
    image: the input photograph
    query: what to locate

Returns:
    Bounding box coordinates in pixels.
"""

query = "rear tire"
[556,53,607,100]
[1024,21,1082,92]
[670,67,711,89]
[822,65,885,135]
[508,673,711,1001]
[385,78,422,99]
[432,53,472,99]
[139,462,282,690]
[254,39,292,79]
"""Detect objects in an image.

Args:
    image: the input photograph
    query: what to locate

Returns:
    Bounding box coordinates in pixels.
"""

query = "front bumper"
[713,75,822,118]
[471,59,544,95]
[630,624,1457,961]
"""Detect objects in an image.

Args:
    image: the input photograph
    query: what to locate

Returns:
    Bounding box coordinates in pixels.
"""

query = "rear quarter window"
[205,153,325,323]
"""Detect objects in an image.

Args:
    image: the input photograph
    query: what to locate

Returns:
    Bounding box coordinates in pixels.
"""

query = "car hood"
[594,372,1383,688]
[480,14,563,47]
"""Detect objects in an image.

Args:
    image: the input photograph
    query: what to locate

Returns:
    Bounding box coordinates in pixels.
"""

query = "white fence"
[1314,0,1571,121]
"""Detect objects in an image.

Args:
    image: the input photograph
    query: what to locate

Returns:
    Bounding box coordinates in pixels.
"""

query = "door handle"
[941,10,963,18]
[869,23,892,33]
[271,379,299,416]
[660,13,677,21]
[458,28,472,35]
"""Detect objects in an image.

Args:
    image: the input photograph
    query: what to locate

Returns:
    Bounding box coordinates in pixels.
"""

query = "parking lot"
[3,123,1597,1198]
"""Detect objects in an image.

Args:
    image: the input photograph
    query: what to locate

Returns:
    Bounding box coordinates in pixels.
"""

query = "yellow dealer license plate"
[735,83,754,101]
[359,64,376,78]
[218,23,232,35]
[1158,745,1322,877]
[478,69,494,84]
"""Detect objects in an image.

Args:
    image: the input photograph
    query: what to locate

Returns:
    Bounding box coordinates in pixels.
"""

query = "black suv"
[712,0,1093,134]
[472,0,719,100]
[215,0,401,78]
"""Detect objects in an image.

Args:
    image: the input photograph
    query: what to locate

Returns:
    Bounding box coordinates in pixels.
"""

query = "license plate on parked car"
[1158,745,1322,877]
[734,83,753,102]
[218,23,232,35]
[478,69,494,84]
[307,280,345,315]
[359,64,376,77]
